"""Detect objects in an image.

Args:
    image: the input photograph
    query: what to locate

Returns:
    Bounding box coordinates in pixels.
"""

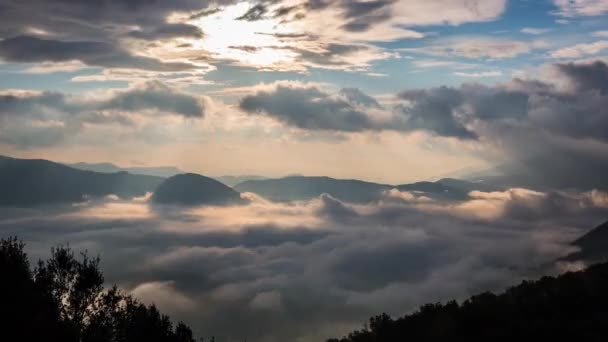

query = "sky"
[1,0,608,184]
[3,1,608,341]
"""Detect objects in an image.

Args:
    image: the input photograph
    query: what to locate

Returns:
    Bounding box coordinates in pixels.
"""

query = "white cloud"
[454,71,503,77]
[404,37,531,59]
[131,281,196,312]
[521,27,552,35]
[549,41,608,58]
[411,59,477,69]
[593,31,608,38]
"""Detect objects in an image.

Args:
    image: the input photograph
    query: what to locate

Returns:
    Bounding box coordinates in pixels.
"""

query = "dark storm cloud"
[239,85,375,131]
[0,36,195,71]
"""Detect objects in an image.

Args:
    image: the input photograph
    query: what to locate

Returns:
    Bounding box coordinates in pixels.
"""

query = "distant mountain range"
[68,162,266,187]
[1,155,501,207]
[234,176,497,203]
[68,162,184,178]
[234,176,392,203]
[0,156,163,206]
[213,175,267,187]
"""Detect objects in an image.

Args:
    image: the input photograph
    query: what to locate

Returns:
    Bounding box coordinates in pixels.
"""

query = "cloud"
[521,27,552,35]
[289,42,397,72]
[131,281,196,312]
[0,82,204,148]
[0,0,508,74]
[237,4,268,21]
[250,290,283,311]
[396,60,608,140]
[395,87,477,139]
[3,186,603,341]
[593,31,608,38]
[392,60,608,189]
[454,71,503,77]
[237,60,608,145]
[0,36,195,71]
[239,83,376,132]
[403,37,532,59]
[338,88,383,109]
[127,23,204,40]
[556,60,608,94]
[101,81,205,117]
[411,59,477,70]
[275,0,506,42]
[0,1,213,40]
[553,0,608,17]
[549,41,608,59]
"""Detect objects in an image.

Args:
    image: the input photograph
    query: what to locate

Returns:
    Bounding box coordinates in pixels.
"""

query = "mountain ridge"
[0,155,163,206]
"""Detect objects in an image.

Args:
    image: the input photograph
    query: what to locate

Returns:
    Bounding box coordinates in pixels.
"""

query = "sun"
[190,3,299,68]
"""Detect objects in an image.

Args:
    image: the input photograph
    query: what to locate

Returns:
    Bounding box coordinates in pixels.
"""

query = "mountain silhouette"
[214,175,267,187]
[0,155,163,206]
[234,176,392,203]
[234,176,487,203]
[151,173,246,206]
[68,162,183,178]
[563,220,608,263]
[70,162,268,186]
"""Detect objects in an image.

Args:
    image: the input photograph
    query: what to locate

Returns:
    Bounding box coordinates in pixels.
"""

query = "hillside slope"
[0,155,163,206]
[329,262,608,341]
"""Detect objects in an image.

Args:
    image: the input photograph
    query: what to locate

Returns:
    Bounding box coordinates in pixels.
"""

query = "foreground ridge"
[329,262,608,341]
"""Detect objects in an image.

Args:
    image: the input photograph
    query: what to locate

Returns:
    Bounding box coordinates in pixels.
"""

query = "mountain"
[234,176,489,203]
[0,155,163,206]
[234,176,392,203]
[151,173,246,206]
[214,175,267,187]
[563,220,608,263]
[328,261,608,341]
[68,162,183,178]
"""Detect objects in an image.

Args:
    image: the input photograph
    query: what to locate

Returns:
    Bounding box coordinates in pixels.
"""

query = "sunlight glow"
[191,3,299,67]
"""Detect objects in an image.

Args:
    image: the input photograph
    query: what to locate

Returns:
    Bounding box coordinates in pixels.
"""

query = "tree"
[328,263,608,342]
[0,236,200,342]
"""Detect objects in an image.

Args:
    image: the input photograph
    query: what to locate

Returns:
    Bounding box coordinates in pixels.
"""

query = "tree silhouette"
[328,263,608,342]
[0,237,199,342]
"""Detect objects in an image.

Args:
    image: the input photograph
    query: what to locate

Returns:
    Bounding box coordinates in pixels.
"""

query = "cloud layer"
[0,81,204,148]
[2,186,605,342]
